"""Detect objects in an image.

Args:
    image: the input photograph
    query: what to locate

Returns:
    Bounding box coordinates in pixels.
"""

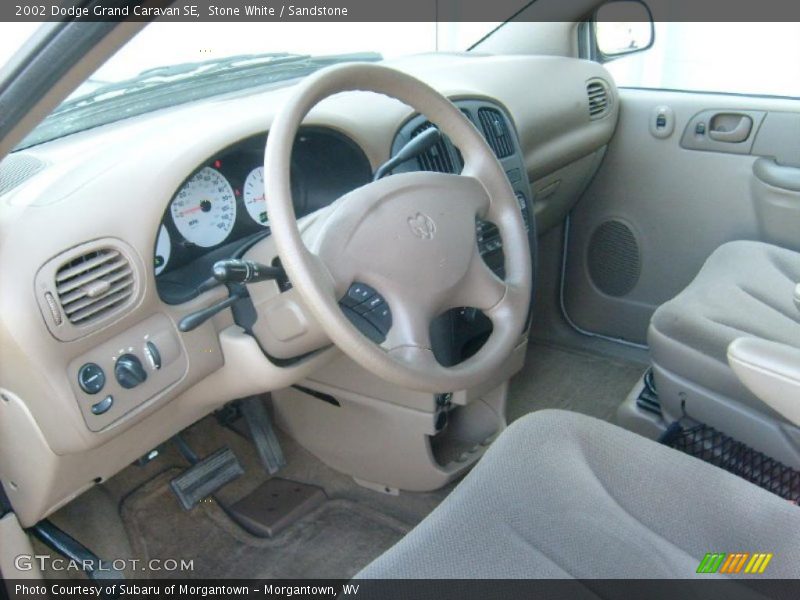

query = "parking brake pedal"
[240,395,286,475]
[170,447,244,510]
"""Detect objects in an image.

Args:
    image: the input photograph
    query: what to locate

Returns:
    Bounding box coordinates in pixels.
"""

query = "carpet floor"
[507,342,646,423]
[120,469,408,579]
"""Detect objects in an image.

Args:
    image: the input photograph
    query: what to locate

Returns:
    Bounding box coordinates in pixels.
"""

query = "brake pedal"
[241,396,286,475]
[170,447,244,510]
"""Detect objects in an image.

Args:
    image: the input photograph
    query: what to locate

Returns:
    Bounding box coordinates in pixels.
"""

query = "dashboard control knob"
[77,363,105,395]
[91,395,114,416]
[114,354,147,389]
[144,341,161,370]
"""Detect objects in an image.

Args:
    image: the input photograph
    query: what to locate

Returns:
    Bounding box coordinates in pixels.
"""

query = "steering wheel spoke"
[380,296,441,371]
[448,246,508,313]
[382,296,434,351]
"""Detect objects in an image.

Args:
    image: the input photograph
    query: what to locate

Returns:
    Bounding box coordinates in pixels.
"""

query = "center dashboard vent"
[587,79,611,120]
[55,248,135,325]
[410,122,458,174]
[477,108,513,158]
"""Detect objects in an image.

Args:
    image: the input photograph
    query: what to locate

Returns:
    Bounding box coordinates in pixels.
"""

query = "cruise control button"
[341,283,376,307]
[78,363,105,395]
[354,294,384,315]
[91,395,114,415]
[364,304,392,333]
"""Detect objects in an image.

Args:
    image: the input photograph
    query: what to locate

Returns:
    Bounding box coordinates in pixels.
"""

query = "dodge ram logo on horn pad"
[407,212,437,239]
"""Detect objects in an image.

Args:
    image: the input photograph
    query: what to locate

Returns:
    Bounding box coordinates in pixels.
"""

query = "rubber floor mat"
[121,469,409,579]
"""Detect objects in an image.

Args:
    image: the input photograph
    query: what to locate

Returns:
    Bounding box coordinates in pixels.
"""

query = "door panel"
[563,88,800,345]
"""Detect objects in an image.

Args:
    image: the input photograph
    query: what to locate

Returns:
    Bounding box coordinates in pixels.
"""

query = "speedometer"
[170,167,237,247]
[243,166,268,226]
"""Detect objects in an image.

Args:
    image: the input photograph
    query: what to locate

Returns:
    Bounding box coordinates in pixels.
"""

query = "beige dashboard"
[0,52,617,526]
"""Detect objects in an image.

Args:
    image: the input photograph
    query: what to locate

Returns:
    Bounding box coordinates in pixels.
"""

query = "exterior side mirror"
[593,1,655,61]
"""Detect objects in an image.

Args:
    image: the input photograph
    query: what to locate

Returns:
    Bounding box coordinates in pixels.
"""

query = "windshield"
[0,22,500,149]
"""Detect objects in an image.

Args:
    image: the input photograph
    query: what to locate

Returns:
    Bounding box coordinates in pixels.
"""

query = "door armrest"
[728,337,800,427]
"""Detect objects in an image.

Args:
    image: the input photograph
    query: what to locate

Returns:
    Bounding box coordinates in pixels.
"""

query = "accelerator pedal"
[241,395,286,475]
[170,447,244,510]
[228,478,326,537]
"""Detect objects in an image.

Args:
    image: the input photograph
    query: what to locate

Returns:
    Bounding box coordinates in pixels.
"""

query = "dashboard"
[0,52,619,527]
[155,128,372,304]
[154,99,535,363]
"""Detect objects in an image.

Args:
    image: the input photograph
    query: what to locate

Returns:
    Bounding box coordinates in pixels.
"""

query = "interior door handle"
[708,114,753,143]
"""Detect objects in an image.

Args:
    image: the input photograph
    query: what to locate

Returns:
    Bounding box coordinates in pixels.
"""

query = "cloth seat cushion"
[649,240,800,418]
[357,410,800,579]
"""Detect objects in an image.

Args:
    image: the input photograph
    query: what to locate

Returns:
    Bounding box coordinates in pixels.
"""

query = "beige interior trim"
[728,337,800,427]
[0,513,41,579]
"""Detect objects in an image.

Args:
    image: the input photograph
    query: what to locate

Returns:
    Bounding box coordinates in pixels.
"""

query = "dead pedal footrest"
[170,447,244,510]
[228,478,326,538]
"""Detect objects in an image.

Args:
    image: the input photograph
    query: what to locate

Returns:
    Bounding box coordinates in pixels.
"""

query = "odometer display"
[170,167,236,247]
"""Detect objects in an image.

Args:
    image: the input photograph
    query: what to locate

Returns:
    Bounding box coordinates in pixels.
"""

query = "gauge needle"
[180,205,204,215]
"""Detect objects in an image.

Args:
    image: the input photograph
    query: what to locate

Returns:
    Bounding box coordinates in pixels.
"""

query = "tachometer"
[154,225,171,276]
[243,166,268,226]
[170,167,237,247]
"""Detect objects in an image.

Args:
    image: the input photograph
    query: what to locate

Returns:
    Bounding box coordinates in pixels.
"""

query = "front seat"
[648,241,800,468]
[357,410,800,579]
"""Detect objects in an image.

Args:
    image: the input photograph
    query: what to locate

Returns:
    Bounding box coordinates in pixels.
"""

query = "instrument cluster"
[155,141,271,278]
[154,128,372,301]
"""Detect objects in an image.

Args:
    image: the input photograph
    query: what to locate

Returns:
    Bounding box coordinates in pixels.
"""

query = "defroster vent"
[55,248,135,326]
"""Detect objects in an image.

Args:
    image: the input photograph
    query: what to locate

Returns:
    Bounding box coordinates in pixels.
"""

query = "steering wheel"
[264,63,531,393]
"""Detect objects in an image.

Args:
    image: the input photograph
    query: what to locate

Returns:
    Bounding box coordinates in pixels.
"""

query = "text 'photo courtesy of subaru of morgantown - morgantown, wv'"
[0,1,800,598]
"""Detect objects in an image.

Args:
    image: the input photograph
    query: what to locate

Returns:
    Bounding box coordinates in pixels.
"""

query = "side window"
[603,23,800,98]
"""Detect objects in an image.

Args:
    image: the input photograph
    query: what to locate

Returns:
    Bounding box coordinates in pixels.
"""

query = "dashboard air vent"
[587,80,610,120]
[477,108,513,158]
[55,248,135,326]
[411,122,457,174]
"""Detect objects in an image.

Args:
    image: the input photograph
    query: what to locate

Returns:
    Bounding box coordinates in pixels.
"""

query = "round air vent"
[587,219,640,297]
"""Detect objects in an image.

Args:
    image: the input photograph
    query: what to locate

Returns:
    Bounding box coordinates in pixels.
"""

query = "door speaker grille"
[587,220,640,297]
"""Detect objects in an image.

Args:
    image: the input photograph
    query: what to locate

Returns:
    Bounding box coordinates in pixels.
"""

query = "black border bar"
[4,0,800,22]
[6,579,800,600]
